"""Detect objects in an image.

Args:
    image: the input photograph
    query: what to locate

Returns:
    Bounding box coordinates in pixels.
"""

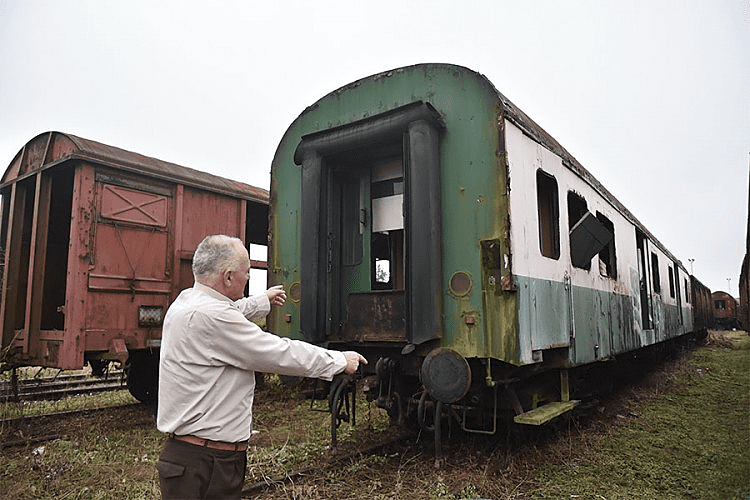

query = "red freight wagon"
[0,132,268,402]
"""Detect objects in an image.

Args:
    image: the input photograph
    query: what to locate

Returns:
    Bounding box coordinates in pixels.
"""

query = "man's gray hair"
[192,235,244,281]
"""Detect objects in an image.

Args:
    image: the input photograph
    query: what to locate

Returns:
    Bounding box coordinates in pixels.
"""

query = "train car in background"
[711,291,741,330]
[690,276,713,332]
[0,132,268,402]
[268,63,708,450]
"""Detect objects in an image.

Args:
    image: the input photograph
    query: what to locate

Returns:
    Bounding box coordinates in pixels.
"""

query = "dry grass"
[1,332,747,499]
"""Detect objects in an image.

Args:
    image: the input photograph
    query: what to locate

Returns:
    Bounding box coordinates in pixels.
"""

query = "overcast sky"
[1,0,748,298]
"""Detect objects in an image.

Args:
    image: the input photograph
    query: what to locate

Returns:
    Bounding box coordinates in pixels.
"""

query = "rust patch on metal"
[335,291,406,342]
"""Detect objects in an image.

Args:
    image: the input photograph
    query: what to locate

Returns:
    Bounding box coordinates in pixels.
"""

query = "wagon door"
[85,173,172,358]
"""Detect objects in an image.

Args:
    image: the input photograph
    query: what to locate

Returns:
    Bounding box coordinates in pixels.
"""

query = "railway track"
[0,370,125,401]
[242,428,415,498]
[1,402,151,449]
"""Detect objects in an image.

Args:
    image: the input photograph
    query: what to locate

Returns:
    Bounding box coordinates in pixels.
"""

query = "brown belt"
[170,434,248,452]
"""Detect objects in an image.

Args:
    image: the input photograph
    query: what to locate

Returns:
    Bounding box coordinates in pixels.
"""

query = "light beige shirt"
[157,282,347,442]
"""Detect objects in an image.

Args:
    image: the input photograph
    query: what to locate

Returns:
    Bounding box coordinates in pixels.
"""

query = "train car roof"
[1,131,268,204]
[292,63,684,270]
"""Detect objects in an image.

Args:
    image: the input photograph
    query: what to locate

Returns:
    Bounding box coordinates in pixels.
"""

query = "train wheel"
[126,350,159,404]
[328,373,355,449]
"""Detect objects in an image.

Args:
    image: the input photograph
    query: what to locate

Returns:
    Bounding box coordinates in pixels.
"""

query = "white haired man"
[156,234,366,499]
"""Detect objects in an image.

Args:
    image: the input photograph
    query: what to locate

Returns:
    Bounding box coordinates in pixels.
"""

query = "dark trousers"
[157,438,247,499]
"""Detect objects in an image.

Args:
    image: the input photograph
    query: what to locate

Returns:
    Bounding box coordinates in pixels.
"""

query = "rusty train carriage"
[268,64,710,447]
[0,131,268,401]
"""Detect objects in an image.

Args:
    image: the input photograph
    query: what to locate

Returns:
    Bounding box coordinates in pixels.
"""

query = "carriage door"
[87,174,172,353]
[329,156,407,343]
[636,230,653,331]
[296,102,444,346]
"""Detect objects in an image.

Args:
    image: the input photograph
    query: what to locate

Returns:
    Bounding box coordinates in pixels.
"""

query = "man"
[156,234,366,499]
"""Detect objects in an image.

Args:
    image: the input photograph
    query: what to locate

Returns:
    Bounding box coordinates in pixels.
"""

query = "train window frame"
[684,278,690,303]
[536,170,560,260]
[668,265,676,298]
[651,252,661,294]
[595,211,617,279]
[370,155,405,291]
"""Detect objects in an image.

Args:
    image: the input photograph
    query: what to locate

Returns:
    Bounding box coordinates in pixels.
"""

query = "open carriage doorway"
[295,101,445,346]
[329,153,406,343]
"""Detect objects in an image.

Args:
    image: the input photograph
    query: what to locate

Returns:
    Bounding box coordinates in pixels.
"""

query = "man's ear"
[218,269,232,289]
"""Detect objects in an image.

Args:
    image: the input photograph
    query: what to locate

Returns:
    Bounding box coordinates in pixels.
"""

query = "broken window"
[569,212,613,270]
[714,300,726,310]
[651,252,661,294]
[568,192,591,270]
[536,170,560,259]
[596,212,616,278]
[567,192,613,271]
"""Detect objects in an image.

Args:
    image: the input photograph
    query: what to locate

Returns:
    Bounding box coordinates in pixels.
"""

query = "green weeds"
[1,334,746,499]
[530,331,750,500]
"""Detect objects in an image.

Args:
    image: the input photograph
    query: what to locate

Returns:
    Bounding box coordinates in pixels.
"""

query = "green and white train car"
[268,63,701,439]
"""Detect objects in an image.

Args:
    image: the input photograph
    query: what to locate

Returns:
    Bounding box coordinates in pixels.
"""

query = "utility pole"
[688,258,694,275]
[727,277,732,295]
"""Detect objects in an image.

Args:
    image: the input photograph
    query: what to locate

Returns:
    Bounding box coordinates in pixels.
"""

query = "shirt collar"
[193,282,235,305]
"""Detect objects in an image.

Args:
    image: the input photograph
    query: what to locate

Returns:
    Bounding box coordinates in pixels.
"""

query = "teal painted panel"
[515,275,642,366]
[515,275,569,357]
[571,286,599,365]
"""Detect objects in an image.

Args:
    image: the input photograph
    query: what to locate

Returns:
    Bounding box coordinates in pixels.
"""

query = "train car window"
[684,278,690,303]
[595,212,617,278]
[569,212,612,269]
[651,252,661,294]
[668,265,676,298]
[536,170,560,259]
[715,299,726,310]
[567,192,591,270]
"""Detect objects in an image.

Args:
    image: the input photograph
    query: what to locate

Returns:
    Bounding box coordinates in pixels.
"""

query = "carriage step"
[513,400,580,425]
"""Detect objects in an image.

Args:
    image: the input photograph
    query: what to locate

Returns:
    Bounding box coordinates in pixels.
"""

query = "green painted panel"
[269,65,512,349]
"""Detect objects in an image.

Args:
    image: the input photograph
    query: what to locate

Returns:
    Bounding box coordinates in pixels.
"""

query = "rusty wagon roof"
[1,131,268,203]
